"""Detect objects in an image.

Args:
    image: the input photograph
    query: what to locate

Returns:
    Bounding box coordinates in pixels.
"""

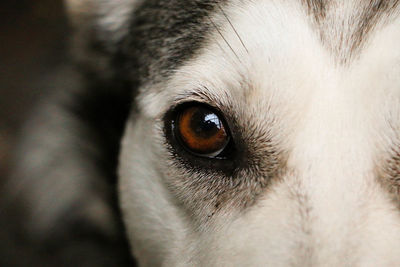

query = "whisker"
[217,3,249,54]
[206,14,242,63]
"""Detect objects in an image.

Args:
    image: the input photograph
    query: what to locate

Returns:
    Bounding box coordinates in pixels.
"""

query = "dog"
[4,0,400,266]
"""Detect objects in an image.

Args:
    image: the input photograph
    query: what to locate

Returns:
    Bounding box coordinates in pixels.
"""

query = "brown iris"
[175,105,230,156]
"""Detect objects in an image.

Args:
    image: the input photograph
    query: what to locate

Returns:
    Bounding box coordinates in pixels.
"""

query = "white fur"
[119,0,400,266]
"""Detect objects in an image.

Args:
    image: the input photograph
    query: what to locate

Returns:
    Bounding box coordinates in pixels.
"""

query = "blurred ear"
[64,0,141,77]
[65,0,141,44]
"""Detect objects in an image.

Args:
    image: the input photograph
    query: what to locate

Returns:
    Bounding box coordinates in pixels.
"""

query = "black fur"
[122,0,226,83]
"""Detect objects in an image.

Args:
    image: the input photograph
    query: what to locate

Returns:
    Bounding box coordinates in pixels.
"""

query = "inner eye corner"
[168,102,233,159]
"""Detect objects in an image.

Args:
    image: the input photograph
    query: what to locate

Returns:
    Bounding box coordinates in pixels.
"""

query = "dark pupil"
[190,108,222,138]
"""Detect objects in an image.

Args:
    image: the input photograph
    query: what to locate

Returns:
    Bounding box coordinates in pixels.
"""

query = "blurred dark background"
[0,3,136,266]
[0,0,68,178]
[1,1,69,261]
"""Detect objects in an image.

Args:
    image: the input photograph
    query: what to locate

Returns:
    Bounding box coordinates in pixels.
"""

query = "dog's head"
[67,0,400,265]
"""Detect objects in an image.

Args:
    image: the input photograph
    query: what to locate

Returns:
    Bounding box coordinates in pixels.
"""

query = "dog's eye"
[174,105,231,157]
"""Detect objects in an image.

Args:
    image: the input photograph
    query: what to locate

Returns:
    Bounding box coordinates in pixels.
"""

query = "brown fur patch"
[378,146,400,204]
[302,0,400,63]
[302,0,329,22]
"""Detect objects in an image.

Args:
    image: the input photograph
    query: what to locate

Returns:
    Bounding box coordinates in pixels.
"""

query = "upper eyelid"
[165,93,238,145]
[160,90,227,133]
[173,89,212,104]
[170,87,228,112]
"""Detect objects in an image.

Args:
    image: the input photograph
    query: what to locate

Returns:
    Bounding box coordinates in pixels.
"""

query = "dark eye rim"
[164,101,236,160]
